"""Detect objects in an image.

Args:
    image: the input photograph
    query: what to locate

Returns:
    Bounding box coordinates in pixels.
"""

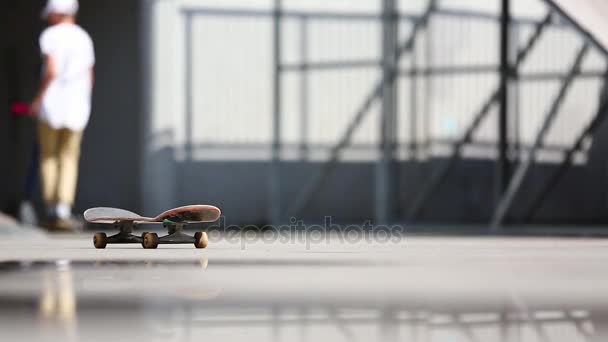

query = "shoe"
[48,217,83,233]
[40,216,58,231]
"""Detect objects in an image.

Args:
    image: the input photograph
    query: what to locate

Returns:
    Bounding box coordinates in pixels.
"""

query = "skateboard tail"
[154,205,221,223]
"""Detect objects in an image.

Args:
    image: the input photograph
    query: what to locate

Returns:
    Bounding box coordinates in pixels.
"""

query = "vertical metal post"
[376,0,399,224]
[511,23,521,166]
[424,18,433,156]
[410,33,418,159]
[270,0,282,224]
[299,17,309,160]
[185,14,193,162]
[496,0,511,203]
[140,0,153,213]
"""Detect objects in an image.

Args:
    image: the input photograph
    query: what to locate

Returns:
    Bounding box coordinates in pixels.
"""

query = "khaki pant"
[38,122,83,206]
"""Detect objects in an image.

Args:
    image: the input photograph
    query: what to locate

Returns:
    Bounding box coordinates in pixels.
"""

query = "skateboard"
[85,205,221,249]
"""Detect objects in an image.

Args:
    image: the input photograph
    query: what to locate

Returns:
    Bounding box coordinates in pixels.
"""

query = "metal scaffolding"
[283,1,436,222]
[405,12,553,221]
[182,0,608,227]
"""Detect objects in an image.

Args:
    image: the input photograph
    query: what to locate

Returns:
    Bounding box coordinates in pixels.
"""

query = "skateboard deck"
[86,205,221,249]
[84,205,221,223]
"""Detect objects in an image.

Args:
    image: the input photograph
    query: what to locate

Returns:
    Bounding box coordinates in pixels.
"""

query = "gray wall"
[0,0,142,217]
[75,0,142,213]
[0,1,9,214]
[168,155,608,225]
[0,0,45,217]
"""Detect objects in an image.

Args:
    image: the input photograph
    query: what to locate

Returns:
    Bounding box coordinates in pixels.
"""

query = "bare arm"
[30,54,58,115]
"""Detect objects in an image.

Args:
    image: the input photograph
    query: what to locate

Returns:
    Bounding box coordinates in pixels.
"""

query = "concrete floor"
[0,226,607,342]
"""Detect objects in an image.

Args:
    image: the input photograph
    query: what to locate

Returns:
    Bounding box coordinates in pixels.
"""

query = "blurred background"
[2,0,608,229]
[3,2,608,341]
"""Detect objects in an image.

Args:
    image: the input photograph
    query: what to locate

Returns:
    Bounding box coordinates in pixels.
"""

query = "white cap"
[41,0,79,19]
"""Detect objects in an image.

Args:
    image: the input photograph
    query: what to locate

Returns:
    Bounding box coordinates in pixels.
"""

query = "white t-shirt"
[39,23,95,131]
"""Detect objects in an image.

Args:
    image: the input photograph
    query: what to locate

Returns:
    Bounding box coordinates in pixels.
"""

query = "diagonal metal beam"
[543,0,608,57]
[406,90,499,219]
[523,77,608,221]
[490,44,589,230]
[285,0,437,218]
[405,13,553,220]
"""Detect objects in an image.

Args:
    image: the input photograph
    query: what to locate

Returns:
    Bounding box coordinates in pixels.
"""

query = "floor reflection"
[0,260,604,342]
[39,261,77,341]
[140,304,597,342]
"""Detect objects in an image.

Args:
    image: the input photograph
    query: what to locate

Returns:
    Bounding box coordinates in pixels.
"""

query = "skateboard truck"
[140,220,208,249]
[93,220,208,249]
[94,221,142,248]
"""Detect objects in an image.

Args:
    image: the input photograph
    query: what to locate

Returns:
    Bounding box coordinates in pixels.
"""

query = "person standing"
[30,0,95,230]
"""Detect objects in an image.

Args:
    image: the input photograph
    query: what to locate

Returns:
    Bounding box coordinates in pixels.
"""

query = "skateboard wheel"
[141,231,150,246]
[142,232,159,249]
[94,233,107,249]
[194,232,208,249]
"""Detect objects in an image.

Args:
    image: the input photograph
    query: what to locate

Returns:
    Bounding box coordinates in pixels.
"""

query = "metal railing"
[181,0,608,226]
